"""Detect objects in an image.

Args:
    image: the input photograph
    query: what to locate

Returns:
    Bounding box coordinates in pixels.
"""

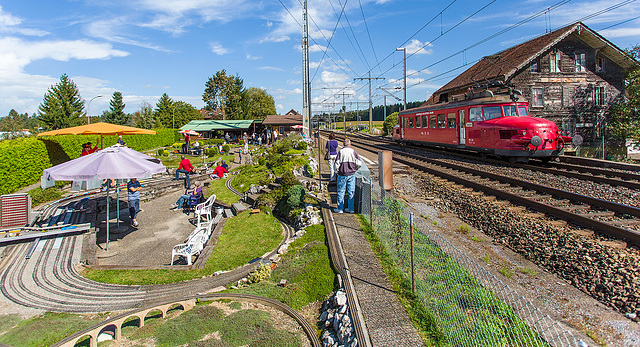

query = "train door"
[458,110,465,145]
[401,117,405,139]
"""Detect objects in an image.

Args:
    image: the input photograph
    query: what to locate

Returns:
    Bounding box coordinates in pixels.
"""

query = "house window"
[596,57,604,72]
[531,87,544,107]
[530,58,539,73]
[550,53,561,73]
[574,53,586,72]
[594,86,605,106]
[279,126,285,134]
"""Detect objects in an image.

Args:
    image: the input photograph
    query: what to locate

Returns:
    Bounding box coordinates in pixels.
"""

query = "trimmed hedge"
[0,129,178,195]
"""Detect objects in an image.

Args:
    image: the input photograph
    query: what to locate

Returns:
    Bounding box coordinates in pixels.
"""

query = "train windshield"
[503,105,517,117]
[517,106,529,116]
[482,106,502,120]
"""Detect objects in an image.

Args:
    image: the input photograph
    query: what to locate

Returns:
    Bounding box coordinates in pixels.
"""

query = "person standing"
[273,129,278,142]
[243,132,249,153]
[325,132,340,182]
[175,155,194,188]
[127,178,143,227]
[334,138,361,214]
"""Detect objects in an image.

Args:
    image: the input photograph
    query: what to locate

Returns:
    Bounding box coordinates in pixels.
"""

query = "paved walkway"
[320,138,424,347]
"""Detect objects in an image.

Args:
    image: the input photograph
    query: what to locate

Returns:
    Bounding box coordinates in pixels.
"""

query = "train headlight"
[530,136,542,147]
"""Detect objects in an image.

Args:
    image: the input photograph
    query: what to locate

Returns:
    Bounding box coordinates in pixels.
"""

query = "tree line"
[1,70,278,133]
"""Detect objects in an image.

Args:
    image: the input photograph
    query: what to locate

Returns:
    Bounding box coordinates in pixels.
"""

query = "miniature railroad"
[332,131,640,247]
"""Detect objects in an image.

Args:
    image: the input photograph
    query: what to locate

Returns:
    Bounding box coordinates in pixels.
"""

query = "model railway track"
[338,133,640,247]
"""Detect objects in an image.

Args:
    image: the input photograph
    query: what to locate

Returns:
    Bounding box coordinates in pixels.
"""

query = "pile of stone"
[294,204,322,231]
[319,289,358,347]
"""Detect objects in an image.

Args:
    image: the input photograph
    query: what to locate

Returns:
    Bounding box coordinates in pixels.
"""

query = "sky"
[0,0,639,119]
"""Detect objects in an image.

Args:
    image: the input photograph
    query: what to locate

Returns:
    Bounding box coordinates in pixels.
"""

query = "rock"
[335,291,347,306]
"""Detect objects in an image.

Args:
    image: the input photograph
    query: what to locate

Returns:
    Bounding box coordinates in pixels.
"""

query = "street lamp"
[396,47,407,110]
[87,95,103,125]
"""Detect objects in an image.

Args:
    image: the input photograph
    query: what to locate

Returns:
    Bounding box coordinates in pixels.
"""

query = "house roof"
[431,22,637,99]
[180,120,255,132]
[262,114,303,126]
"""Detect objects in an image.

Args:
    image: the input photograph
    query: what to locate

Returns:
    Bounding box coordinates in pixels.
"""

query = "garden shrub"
[223,144,230,153]
[297,141,308,150]
[0,128,176,195]
[157,149,165,156]
[206,147,219,157]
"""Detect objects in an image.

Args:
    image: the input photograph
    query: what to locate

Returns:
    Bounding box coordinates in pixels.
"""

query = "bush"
[157,148,165,156]
[172,142,182,148]
[285,185,305,211]
[239,139,244,145]
[223,144,231,153]
[297,141,308,150]
[279,171,300,191]
[258,157,266,166]
[206,147,219,157]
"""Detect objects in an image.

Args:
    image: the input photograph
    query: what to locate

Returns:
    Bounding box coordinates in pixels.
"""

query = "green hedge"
[0,129,178,195]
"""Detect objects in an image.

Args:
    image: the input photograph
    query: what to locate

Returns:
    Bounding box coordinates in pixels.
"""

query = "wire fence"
[355,176,586,347]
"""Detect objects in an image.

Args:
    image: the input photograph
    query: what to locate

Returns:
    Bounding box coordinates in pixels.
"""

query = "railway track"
[329,131,640,247]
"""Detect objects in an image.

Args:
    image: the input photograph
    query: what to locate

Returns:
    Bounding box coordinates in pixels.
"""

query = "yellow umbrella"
[37,122,156,148]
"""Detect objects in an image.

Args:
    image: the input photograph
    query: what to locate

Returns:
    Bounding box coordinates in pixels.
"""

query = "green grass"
[371,199,547,347]
[28,186,64,207]
[81,210,283,285]
[0,314,21,335]
[229,223,335,311]
[230,164,272,195]
[0,312,104,347]
[206,177,241,204]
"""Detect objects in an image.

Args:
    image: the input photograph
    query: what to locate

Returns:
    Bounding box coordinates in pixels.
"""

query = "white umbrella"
[42,145,166,250]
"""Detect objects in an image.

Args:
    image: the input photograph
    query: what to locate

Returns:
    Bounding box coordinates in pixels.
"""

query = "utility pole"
[355,72,384,134]
[302,0,311,138]
[334,92,351,132]
[396,47,407,110]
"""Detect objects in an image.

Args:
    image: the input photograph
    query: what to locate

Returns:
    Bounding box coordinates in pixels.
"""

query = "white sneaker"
[170,204,178,210]
[344,209,354,214]
[333,208,343,213]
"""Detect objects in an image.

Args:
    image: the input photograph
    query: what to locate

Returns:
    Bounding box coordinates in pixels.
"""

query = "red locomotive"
[392,88,582,162]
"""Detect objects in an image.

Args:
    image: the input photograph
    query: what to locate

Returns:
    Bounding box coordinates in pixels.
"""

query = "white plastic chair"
[171,228,207,265]
[195,194,216,226]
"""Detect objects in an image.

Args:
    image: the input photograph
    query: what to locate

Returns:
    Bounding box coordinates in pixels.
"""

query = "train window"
[503,105,517,117]
[469,108,482,121]
[422,115,428,128]
[408,117,414,128]
[482,106,502,120]
[437,114,446,128]
[517,106,529,116]
[429,115,437,128]
[447,113,456,128]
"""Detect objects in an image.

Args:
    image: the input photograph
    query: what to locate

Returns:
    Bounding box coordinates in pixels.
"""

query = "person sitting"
[170,181,202,210]
[175,155,194,188]
[220,159,229,170]
[209,162,228,180]
[117,135,125,145]
[192,140,201,154]
[81,138,100,156]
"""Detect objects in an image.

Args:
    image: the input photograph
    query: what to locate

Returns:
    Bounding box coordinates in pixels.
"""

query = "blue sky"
[0,0,638,119]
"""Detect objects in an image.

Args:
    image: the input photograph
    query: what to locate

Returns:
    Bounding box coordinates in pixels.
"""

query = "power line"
[358,0,382,74]
[310,0,350,82]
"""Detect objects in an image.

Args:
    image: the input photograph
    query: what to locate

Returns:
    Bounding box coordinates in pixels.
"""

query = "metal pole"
[410,212,415,292]
[106,186,110,251]
[396,47,407,110]
[87,95,103,125]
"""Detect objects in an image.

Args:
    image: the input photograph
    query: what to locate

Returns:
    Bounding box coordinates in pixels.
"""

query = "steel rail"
[344,136,640,247]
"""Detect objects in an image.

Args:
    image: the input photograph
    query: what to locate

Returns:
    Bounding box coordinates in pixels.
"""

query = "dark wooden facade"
[426,22,637,145]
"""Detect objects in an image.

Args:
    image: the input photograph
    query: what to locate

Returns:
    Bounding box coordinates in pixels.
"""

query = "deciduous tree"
[608,45,640,142]
[383,112,399,136]
[202,70,245,119]
[131,102,155,129]
[37,74,85,130]
[243,87,276,120]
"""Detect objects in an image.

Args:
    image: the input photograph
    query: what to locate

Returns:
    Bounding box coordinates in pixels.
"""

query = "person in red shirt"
[175,155,194,188]
[209,162,228,179]
[81,138,100,156]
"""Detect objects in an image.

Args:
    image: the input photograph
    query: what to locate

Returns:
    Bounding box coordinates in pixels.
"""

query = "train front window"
[482,106,502,120]
[469,107,482,121]
[503,105,517,117]
[517,106,529,116]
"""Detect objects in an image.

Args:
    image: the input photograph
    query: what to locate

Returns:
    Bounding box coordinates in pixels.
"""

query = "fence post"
[369,181,373,223]
[410,212,415,293]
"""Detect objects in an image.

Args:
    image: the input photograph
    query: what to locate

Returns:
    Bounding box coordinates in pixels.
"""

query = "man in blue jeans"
[127,178,143,227]
[175,155,194,188]
[334,139,361,214]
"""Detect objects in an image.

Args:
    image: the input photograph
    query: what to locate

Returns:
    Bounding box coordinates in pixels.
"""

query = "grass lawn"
[81,210,283,285]
[0,312,104,347]
[207,177,241,204]
[229,223,335,311]
[230,164,272,195]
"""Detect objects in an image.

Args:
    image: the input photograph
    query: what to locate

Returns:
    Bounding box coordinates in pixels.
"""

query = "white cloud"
[258,66,285,71]
[0,5,48,36]
[246,54,262,60]
[600,26,640,38]
[260,35,290,43]
[209,41,231,55]
[320,70,349,85]
[85,18,170,51]
[401,39,433,55]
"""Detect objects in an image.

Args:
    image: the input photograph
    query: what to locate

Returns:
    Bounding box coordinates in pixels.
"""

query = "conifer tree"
[103,91,128,125]
[37,74,85,130]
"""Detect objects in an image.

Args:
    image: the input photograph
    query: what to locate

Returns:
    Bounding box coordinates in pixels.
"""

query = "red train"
[392,89,582,162]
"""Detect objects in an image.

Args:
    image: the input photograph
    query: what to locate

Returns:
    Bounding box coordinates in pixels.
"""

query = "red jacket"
[213,165,227,178]
[178,158,194,172]
[81,146,98,156]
